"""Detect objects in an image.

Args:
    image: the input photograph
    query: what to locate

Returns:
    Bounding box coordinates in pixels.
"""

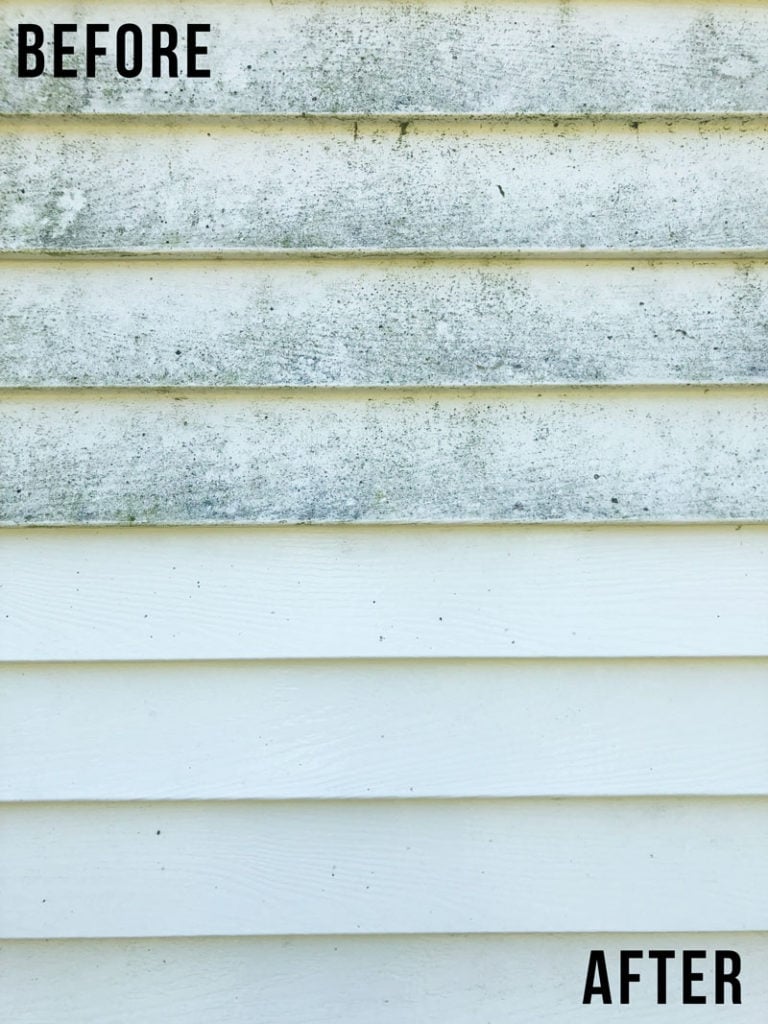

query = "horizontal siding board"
[3,259,768,387]
[3,933,766,1023]
[2,388,768,524]
[2,798,766,936]
[3,118,768,254]
[3,1,768,116]
[2,524,766,661]
[3,659,767,801]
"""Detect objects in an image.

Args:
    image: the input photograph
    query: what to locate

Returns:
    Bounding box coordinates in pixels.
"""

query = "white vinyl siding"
[2,525,767,660]
[3,259,768,389]
[3,934,766,1024]
[3,658,766,800]
[3,798,767,937]
[1,0,766,1020]
[3,119,768,256]
[3,1,768,116]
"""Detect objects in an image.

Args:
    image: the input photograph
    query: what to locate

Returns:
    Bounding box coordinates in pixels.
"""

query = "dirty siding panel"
[1,525,766,661]
[2,388,768,524]
[3,1,768,116]
[2,798,767,936]
[2,659,767,800]
[3,118,768,253]
[4,259,768,387]
[3,933,765,1023]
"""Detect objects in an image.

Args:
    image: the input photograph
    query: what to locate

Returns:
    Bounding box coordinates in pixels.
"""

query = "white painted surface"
[3,387,768,524]
[4,259,768,388]
[4,118,768,254]
[3,1,768,116]
[2,659,766,800]
[2,933,765,1023]
[2,798,766,936]
[3,0,766,1005]
[2,525,766,660]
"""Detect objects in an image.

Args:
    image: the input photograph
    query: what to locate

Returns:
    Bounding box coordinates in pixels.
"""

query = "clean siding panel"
[3,388,768,524]
[3,933,766,1023]
[2,525,767,661]
[2,659,767,800]
[3,1,768,116]
[4,118,768,254]
[2,798,767,937]
[3,259,768,388]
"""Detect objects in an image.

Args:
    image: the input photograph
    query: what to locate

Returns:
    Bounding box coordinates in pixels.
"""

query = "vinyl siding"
[4,259,768,388]
[2,525,768,660]
[3,118,768,256]
[3,799,767,937]
[1,0,766,1019]
[3,658,766,800]
[3,0,768,116]
[4,934,767,1024]
[3,389,768,525]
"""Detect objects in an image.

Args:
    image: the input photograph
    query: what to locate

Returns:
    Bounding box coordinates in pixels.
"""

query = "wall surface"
[1,2,767,1021]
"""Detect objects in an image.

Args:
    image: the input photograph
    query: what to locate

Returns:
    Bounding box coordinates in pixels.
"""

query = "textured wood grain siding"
[3,118,768,254]
[2,388,767,524]
[2,526,766,661]
[3,659,767,800]
[3,0,766,1003]
[3,799,767,936]
[3,1,768,116]
[4,934,766,1024]
[4,259,768,387]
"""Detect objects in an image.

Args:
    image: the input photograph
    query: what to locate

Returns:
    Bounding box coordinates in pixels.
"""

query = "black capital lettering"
[582,950,612,1004]
[116,24,143,78]
[620,950,643,1004]
[152,25,178,77]
[17,24,45,77]
[187,24,210,78]
[648,950,675,1004]
[715,950,742,1004]
[682,950,707,1004]
[86,24,109,78]
[53,24,78,78]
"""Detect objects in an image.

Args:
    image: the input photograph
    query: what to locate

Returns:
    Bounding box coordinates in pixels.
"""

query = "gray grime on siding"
[2,388,767,524]
[3,259,768,387]
[2,1,768,115]
[2,118,768,253]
